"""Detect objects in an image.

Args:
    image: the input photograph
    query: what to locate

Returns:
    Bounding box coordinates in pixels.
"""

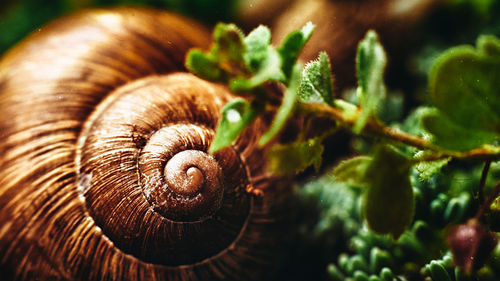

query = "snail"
[0,7,290,281]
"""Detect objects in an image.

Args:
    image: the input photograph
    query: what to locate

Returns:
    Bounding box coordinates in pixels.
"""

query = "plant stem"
[478,161,492,203]
[364,121,436,151]
[476,180,500,220]
[303,102,500,162]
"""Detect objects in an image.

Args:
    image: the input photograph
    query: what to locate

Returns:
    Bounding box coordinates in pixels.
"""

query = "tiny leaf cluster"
[186,22,313,153]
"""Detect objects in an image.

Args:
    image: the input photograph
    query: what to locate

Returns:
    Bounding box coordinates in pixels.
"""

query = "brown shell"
[0,8,288,281]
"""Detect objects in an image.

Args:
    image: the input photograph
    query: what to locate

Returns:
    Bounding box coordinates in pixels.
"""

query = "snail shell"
[0,8,288,281]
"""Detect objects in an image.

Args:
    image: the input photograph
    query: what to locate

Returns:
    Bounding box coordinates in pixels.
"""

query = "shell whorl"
[0,8,287,281]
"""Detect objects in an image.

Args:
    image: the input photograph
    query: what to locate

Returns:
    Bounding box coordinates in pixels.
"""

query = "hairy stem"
[302,102,500,162]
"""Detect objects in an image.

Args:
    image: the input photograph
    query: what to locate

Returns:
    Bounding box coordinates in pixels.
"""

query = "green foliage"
[268,136,324,174]
[333,156,372,188]
[258,62,302,146]
[448,0,497,15]
[424,35,500,151]
[313,162,490,281]
[186,23,245,83]
[421,108,499,151]
[427,258,453,281]
[333,145,415,239]
[297,173,361,237]
[209,98,262,153]
[232,25,285,91]
[363,146,414,239]
[185,49,226,81]
[354,30,387,133]
[187,20,500,280]
[334,146,414,239]
[187,22,313,92]
[421,248,500,281]
[415,150,451,181]
[299,52,335,105]
[279,22,315,80]
[186,22,314,153]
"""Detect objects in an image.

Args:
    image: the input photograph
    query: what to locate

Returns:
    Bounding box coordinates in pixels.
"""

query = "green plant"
[186,22,500,279]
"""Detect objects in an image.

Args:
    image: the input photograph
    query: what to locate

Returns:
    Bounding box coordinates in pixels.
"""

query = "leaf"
[268,137,324,174]
[421,107,499,151]
[478,35,500,57]
[187,23,315,154]
[332,156,372,187]
[185,23,245,82]
[243,25,272,72]
[278,21,315,79]
[209,98,261,153]
[354,30,387,133]
[399,106,433,138]
[363,145,414,239]
[414,151,451,181]
[185,50,226,81]
[212,23,245,62]
[230,25,285,91]
[259,62,302,146]
[427,261,451,281]
[427,34,500,149]
[229,47,283,91]
[299,52,335,106]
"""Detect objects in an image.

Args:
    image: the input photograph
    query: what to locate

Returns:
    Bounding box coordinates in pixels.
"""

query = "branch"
[301,102,500,162]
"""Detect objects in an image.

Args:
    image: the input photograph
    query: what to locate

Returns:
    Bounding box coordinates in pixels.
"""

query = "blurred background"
[0,0,236,56]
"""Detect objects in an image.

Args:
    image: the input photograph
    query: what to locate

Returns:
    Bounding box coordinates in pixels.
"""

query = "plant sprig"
[186,22,500,251]
[186,22,314,153]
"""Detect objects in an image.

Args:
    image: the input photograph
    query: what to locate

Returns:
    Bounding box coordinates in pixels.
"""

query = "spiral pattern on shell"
[0,8,288,281]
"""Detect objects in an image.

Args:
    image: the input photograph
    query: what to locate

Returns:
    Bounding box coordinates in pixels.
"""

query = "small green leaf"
[229,47,283,91]
[354,30,387,133]
[209,98,261,153]
[369,247,394,274]
[477,34,500,57]
[428,260,451,281]
[421,108,499,151]
[363,145,414,239]
[212,23,245,63]
[259,63,302,146]
[414,151,451,180]
[278,21,315,79]
[268,136,324,174]
[327,264,346,281]
[380,268,394,281]
[299,52,335,106]
[185,50,226,81]
[243,25,272,72]
[186,23,245,82]
[230,25,285,91]
[428,34,500,148]
[332,156,372,187]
